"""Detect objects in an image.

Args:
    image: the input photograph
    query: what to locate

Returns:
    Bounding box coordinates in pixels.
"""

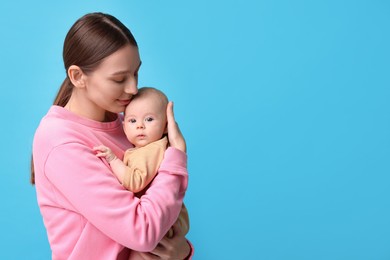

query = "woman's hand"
[137,223,191,260]
[166,101,186,153]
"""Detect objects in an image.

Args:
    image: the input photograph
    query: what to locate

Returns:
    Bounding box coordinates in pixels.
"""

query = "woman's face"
[82,44,141,120]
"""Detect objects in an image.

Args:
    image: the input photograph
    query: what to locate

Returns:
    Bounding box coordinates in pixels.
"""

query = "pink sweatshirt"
[33,106,192,259]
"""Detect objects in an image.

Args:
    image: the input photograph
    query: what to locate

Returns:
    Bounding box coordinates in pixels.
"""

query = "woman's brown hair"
[30,12,138,184]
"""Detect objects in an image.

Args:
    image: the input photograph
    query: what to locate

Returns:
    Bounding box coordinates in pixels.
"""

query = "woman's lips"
[117,99,131,106]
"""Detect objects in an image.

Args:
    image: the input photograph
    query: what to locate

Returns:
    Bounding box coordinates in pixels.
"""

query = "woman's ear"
[68,65,86,88]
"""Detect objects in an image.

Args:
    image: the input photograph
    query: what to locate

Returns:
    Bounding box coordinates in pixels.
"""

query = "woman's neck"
[65,94,108,122]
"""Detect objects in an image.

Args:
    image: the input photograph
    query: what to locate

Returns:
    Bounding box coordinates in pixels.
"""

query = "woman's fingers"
[166,101,186,153]
[166,101,175,126]
[149,234,190,260]
[136,252,160,260]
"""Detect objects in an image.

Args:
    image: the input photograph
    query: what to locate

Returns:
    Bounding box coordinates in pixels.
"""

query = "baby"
[94,87,189,239]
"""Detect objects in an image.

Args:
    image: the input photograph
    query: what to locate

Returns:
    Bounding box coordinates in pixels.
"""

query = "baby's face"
[123,94,167,148]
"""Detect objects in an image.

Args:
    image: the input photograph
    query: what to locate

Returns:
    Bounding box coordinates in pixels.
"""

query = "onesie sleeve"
[122,137,167,193]
[44,142,188,252]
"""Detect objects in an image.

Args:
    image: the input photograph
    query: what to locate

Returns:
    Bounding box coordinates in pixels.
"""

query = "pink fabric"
[33,106,191,259]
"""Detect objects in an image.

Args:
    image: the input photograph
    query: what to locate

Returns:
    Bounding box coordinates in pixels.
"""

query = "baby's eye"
[145,117,154,122]
[129,119,136,123]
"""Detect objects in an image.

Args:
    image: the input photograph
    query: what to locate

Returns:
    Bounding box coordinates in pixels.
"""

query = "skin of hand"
[137,222,190,260]
[93,145,129,184]
[93,145,118,162]
[166,101,186,153]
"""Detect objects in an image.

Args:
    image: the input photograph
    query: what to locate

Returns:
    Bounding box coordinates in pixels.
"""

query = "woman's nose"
[124,79,138,95]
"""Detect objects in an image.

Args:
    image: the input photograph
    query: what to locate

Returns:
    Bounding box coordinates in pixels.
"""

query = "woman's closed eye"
[113,77,126,83]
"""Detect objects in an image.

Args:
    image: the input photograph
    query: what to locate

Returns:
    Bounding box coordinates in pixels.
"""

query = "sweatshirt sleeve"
[44,142,188,252]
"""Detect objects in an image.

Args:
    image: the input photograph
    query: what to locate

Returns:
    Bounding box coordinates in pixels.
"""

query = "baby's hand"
[93,145,117,163]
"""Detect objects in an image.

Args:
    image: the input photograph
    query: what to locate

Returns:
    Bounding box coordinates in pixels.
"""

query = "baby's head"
[123,87,168,148]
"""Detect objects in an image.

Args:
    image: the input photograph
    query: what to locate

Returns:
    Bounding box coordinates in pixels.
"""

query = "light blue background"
[1,1,389,259]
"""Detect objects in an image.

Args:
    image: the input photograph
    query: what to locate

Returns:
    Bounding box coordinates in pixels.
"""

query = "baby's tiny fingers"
[93,145,106,151]
[95,152,106,157]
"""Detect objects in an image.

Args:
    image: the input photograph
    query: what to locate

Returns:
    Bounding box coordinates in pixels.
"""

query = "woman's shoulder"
[34,106,121,147]
[33,107,83,151]
[35,106,83,134]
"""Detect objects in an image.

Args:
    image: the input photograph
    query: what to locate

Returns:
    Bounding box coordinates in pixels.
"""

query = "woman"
[31,12,193,259]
